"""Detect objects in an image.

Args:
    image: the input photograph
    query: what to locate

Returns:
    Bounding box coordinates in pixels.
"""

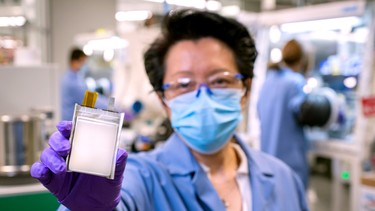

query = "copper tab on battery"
[82,90,98,108]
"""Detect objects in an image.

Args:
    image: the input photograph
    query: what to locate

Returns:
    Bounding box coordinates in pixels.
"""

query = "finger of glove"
[30,161,52,185]
[49,131,71,157]
[114,149,128,179]
[40,147,66,174]
[56,121,72,139]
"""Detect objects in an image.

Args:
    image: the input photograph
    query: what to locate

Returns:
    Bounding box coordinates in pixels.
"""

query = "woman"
[31,11,308,211]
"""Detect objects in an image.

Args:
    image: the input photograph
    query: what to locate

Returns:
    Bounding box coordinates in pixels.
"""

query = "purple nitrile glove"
[30,121,128,211]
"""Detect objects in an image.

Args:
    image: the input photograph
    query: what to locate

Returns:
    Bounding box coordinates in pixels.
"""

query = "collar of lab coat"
[159,133,275,209]
[161,133,273,175]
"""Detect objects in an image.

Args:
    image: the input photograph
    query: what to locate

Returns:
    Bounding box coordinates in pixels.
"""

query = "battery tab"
[82,90,98,108]
[108,97,115,111]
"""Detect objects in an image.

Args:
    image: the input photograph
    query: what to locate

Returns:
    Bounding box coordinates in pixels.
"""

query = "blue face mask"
[166,86,243,154]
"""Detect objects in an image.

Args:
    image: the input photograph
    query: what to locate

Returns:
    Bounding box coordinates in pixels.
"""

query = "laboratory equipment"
[0,112,47,178]
[245,1,375,210]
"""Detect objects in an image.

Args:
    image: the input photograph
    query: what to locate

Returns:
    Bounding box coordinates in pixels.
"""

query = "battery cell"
[66,104,124,179]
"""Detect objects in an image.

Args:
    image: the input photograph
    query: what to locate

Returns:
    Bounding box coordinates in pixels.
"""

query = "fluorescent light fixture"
[167,0,206,9]
[83,45,93,56]
[0,39,19,49]
[353,27,369,43]
[206,0,222,11]
[83,36,128,52]
[103,49,115,62]
[270,48,282,63]
[221,5,240,16]
[145,0,164,2]
[145,0,221,10]
[280,16,362,33]
[115,10,152,22]
[0,16,26,27]
[269,25,281,43]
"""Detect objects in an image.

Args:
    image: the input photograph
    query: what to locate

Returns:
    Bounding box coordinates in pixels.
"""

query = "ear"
[241,78,252,109]
[156,91,172,118]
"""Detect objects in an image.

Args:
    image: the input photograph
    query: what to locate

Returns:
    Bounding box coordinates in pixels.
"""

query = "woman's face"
[162,37,250,115]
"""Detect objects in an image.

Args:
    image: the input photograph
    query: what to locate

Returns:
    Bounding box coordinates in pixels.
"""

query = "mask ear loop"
[162,96,171,108]
[241,87,247,97]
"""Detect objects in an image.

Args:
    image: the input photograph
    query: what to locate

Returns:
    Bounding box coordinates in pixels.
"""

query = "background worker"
[257,39,309,189]
[60,47,109,120]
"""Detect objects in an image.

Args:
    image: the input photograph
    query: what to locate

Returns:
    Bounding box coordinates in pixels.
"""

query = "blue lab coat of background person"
[257,39,309,189]
[60,48,108,121]
[257,67,307,188]
[58,133,308,211]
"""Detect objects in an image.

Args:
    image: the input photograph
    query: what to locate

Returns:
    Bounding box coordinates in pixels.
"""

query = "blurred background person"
[60,47,109,120]
[257,39,309,189]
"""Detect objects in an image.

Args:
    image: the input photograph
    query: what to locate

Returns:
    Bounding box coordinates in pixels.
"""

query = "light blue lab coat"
[58,133,308,210]
[116,133,308,210]
[60,70,108,121]
[257,67,308,189]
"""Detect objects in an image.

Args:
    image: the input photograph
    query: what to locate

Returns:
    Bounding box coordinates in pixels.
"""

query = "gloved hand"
[30,121,128,211]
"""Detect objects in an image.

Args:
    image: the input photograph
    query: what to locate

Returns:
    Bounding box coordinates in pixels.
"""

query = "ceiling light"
[221,5,240,16]
[83,36,128,52]
[115,11,152,22]
[103,49,115,62]
[269,25,281,43]
[166,0,206,9]
[270,48,282,63]
[83,45,93,56]
[206,0,222,11]
[144,0,164,2]
[0,39,19,49]
[0,16,26,27]
[280,16,361,33]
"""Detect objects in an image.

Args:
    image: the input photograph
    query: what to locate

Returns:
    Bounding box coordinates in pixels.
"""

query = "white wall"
[50,0,116,72]
[0,65,60,118]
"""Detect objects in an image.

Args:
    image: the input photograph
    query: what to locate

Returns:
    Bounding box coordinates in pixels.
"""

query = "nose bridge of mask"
[195,84,213,98]
[193,85,214,109]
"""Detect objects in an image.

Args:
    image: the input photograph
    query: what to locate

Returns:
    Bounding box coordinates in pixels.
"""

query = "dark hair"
[69,48,86,62]
[282,39,304,66]
[144,9,258,92]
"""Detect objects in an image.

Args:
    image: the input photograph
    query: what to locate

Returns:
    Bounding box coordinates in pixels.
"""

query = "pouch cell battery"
[66,104,124,179]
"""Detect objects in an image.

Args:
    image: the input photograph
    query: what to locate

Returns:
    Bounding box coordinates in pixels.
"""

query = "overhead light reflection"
[83,36,128,53]
[280,16,361,33]
[221,5,240,16]
[103,49,115,62]
[206,0,222,11]
[0,16,26,27]
[269,25,281,43]
[270,48,282,63]
[115,11,152,22]
[166,0,206,9]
